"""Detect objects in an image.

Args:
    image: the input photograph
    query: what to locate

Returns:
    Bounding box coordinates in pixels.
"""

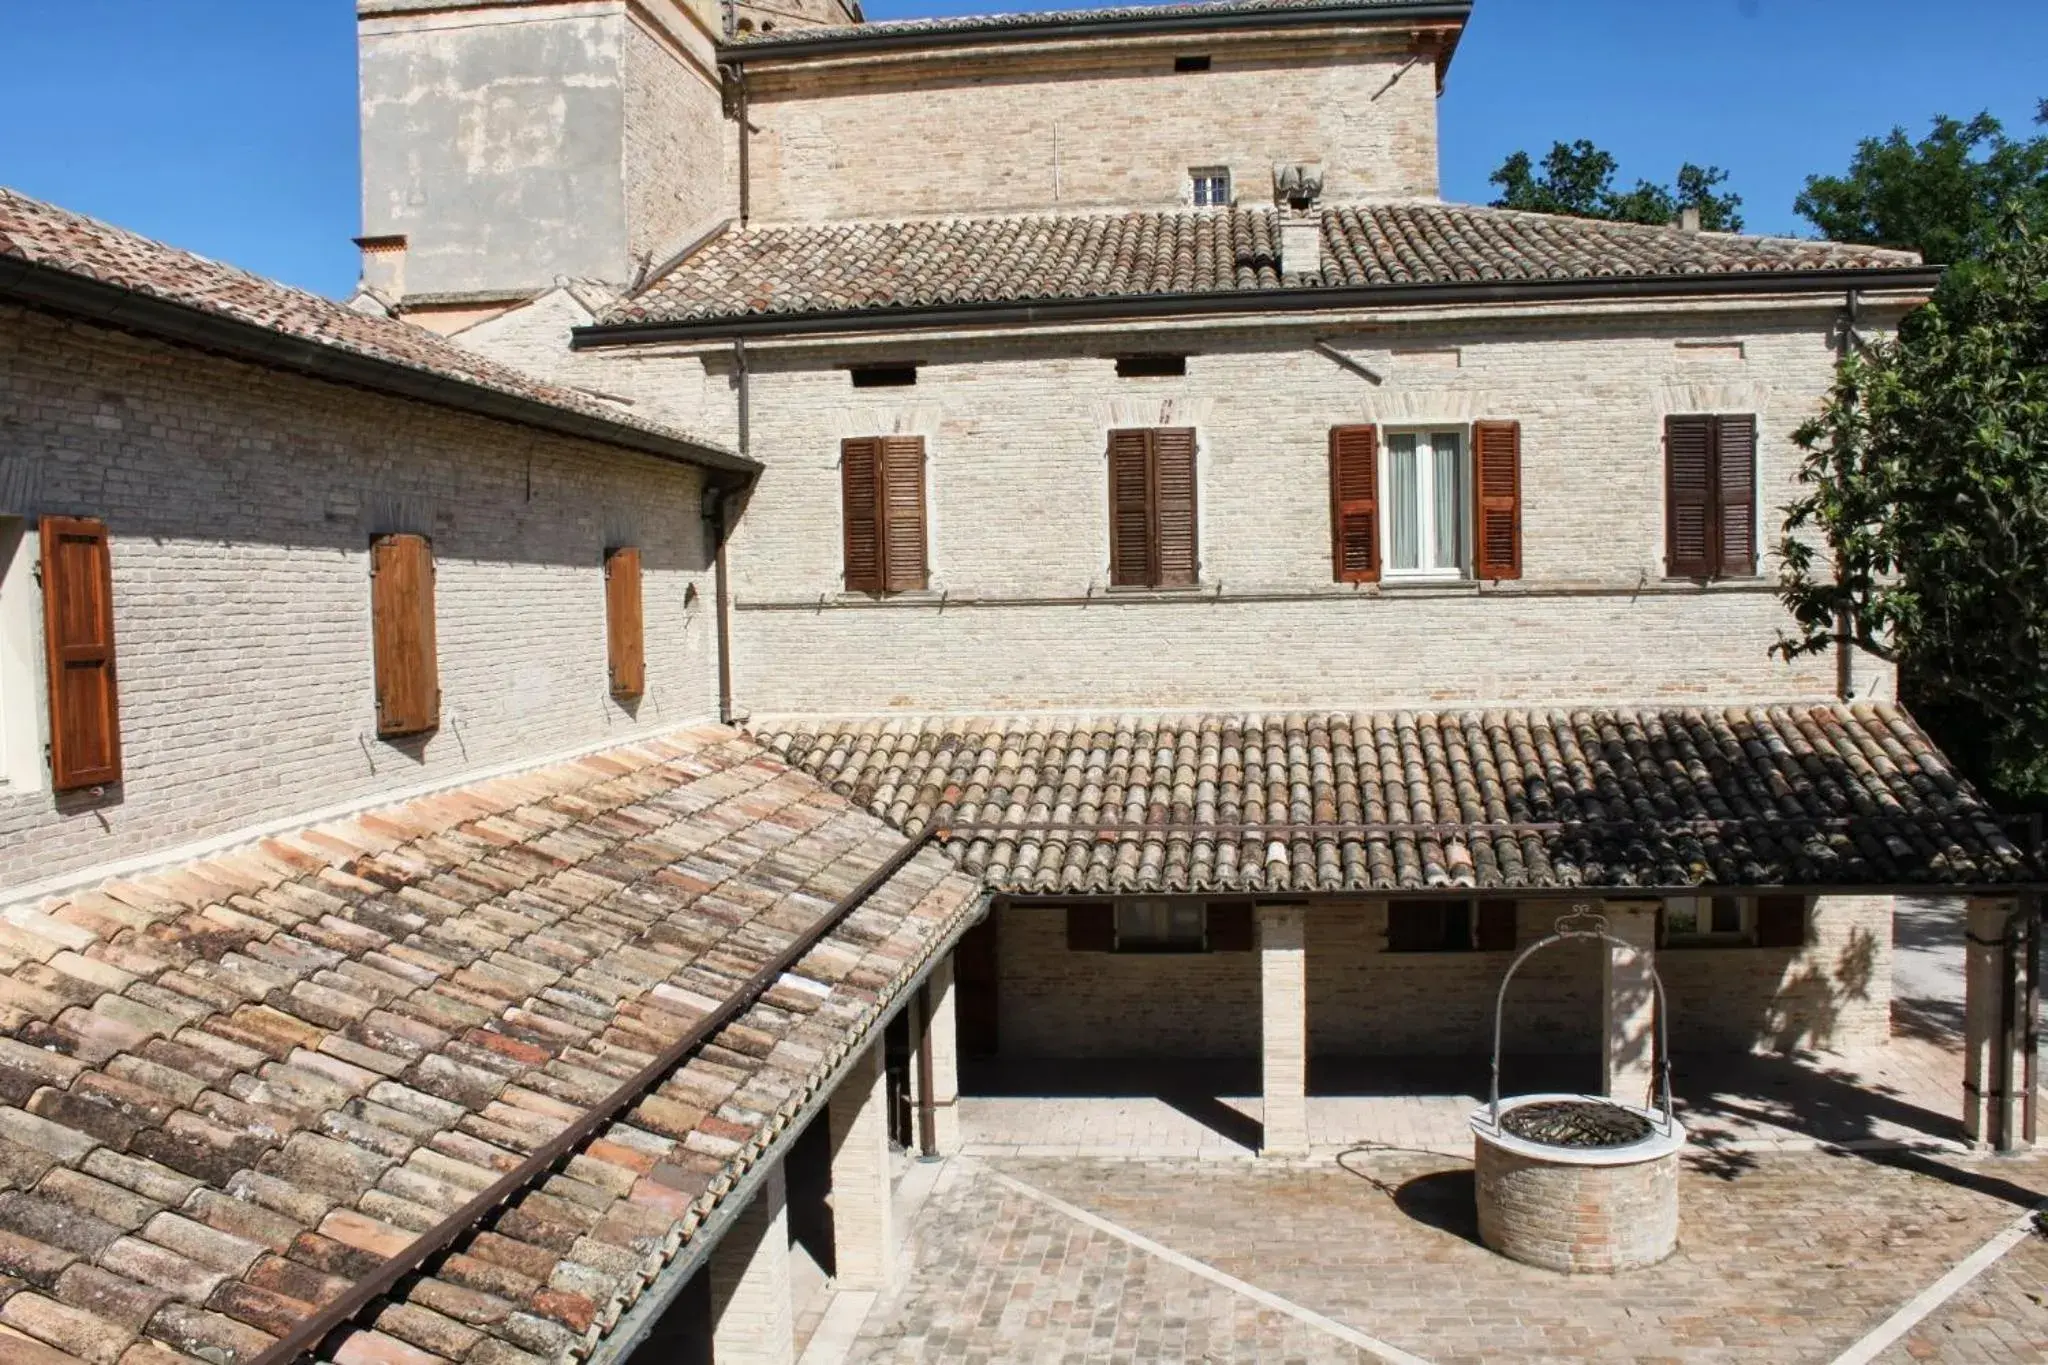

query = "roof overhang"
[575,264,1943,348]
[0,252,761,486]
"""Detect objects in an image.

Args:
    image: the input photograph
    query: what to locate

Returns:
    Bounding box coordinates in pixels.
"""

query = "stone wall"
[743,35,1439,222]
[989,895,1893,1059]
[623,15,732,275]
[726,305,1895,714]
[0,306,720,896]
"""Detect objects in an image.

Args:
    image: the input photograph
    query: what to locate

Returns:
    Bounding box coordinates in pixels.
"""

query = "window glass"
[1665,895,1750,944]
[1116,899,1205,950]
[1190,170,1230,206]
[1386,900,1475,952]
[1384,430,1466,576]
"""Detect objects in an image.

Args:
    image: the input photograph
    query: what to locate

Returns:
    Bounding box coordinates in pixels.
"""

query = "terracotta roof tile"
[730,0,1437,46]
[0,726,980,1364]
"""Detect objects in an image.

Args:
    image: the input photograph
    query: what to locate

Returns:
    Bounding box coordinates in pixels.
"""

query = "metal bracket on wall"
[1312,340,1384,385]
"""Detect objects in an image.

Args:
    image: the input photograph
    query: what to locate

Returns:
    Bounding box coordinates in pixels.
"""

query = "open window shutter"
[1066,904,1115,952]
[1475,899,1517,952]
[1665,416,1716,578]
[1754,894,1807,948]
[841,438,884,592]
[1329,425,1380,583]
[1715,414,1757,577]
[604,546,644,699]
[879,436,929,592]
[370,533,439,738]
[1152,428,1199,587]
[39,516,122,790]
[1205,900,1255,952]
[1107,430,1153,588]
[1472,420,1522,581]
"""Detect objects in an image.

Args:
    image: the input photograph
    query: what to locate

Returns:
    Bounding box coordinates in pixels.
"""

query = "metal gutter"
[0,253,761,484]
[575,265,1945,347]
[719,0,1471,61]
[247,823,946,1365]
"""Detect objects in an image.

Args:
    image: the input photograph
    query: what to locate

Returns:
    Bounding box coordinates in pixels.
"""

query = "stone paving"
[849,1148,2048,1363]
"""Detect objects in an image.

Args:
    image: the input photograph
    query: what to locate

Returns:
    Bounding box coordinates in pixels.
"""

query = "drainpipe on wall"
[712,338,749,726]
[1833,288,1863,701]
[733,65,751,228]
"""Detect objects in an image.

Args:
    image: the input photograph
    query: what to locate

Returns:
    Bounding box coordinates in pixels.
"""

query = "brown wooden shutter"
[1107,430,1153,588]
[1205,900,1255,952]
[370,533,439,738]
[1329,425,1380,583]
[1476,899,1518,952]
[1066,903,1115,952]
[1754,894,1807,948]
[39,516,122,791]
[1665,415,1716,578]
[879,436,929,592]
[1715,414,1757,576]
[1152,427,1199,587]
[604,546,644,699]
[1472,420,1523,581]
[841,437,884,592]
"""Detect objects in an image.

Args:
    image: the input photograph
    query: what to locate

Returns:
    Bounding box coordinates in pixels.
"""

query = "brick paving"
[850,1149,2048,1363]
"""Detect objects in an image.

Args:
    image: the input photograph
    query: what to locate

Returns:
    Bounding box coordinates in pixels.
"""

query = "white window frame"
[1189,167,1231,208]
[1380,426,1469,581]
[1662,894,1754,946]
[1114,898,1207,952]
[0,516,44,791]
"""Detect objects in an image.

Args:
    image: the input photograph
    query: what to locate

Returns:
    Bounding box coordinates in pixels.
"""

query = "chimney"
[354,234,408,301]
[1676,206,1701,234]
[1272,162,1325,279]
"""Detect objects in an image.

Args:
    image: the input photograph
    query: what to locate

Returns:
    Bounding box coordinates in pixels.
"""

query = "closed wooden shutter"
[1754,894,1807,948]
[39,516,122,791]
[370,533,439,738]
[1205,900,1255,952]
[1329,425,1380,583]
[1065,904,1115,952]
[1107,430,1153,588]
[841,437,884,592]
[880,436,929,592]
[1476,899,1518,952]
[1665,415,1717,578]
[1152,427,1199,587]
[1716,414,1757,577]
[1471,420,1522,581]
[604,546,644,699]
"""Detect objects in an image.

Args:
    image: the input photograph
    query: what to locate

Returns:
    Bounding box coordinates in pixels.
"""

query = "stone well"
[1469,1093,1684,1274]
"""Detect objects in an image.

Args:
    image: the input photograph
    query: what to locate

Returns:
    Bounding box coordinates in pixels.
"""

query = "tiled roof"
[730,0,1450,48]
[0,727,980,1365]
[602,202,1925,329]
[0,187,743,470]
[753,704,2031,895]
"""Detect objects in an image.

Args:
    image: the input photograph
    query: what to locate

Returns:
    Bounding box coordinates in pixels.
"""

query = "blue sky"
[2,0,2043,298]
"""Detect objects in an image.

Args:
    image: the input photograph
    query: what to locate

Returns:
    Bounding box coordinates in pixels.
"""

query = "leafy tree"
[1489,140,1745,231]
[1775,214,2048,799]
[1795,102,2048,264]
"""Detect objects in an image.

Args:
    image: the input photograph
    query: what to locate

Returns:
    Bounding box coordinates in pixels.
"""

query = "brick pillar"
[1601,900,1659,1109]
[925,954,962,1155]
[827,1042,896,1291]
[1963,896,2029,1150]
[1258,903,1309,1157]
[708,1161,793,1365]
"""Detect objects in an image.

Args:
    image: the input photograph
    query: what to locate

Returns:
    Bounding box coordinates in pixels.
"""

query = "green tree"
[1489,140,1745,231]
[1775,214,2048,799]
[1795,103,2048,264]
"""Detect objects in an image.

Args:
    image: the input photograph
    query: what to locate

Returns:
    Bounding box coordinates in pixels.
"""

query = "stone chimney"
[354,234,407,301]
[1272,162,1325,279]
[1676,206,1702,234]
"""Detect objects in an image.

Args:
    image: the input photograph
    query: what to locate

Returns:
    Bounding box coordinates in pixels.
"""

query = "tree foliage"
[1489,140,1745,231]
[1795,103,2048,264]
[1775,215,2048,797]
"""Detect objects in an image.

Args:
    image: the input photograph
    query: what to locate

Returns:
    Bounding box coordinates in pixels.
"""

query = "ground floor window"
[1062,898,1255,953]
[1386,899,1475,952]
[1116,898,1206,951]
[1660,893,1808,948]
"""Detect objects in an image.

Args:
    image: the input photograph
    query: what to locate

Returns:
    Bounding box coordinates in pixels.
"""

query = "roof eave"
[574,264,1943,347]
[720,0,1472,62]
[0,252,761,485]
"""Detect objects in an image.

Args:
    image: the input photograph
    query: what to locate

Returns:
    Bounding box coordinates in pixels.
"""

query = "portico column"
[925,954,962,1155]
[1601,900,1659,1109]
[709,1161,794,1365]
[1258,903,1309,1157]
[1963,896,2031,1150]
[827,1042,896,1291]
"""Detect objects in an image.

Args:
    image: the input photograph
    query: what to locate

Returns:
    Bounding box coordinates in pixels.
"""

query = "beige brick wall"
[725,306,1893,714]
[990,895,1892,1059]
[623,12,732,271]
[0,306,720,897]
[743,35,1439,222]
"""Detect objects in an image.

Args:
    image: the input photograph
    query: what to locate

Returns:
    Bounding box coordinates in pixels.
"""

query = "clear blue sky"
[2,0,2042,298]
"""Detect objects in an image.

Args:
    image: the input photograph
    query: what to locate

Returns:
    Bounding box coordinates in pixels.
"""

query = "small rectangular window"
[841,436,929,594]
[1190,168,1231,207]
[1115,354,1186,378]
[1664,413,1758,579]
[1174,54,1212,72]
[1383,428,1467,578]
[1386,900,1475,952]
[1662,894,1752,946]
[1115,899,1206,952]
[849,364,917,388]
[1107,428,1199,589]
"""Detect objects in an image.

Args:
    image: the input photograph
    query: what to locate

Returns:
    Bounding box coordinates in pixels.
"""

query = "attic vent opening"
[1116,355,1187,378]
[849,364,918,388]
[1174,55,1212,72]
